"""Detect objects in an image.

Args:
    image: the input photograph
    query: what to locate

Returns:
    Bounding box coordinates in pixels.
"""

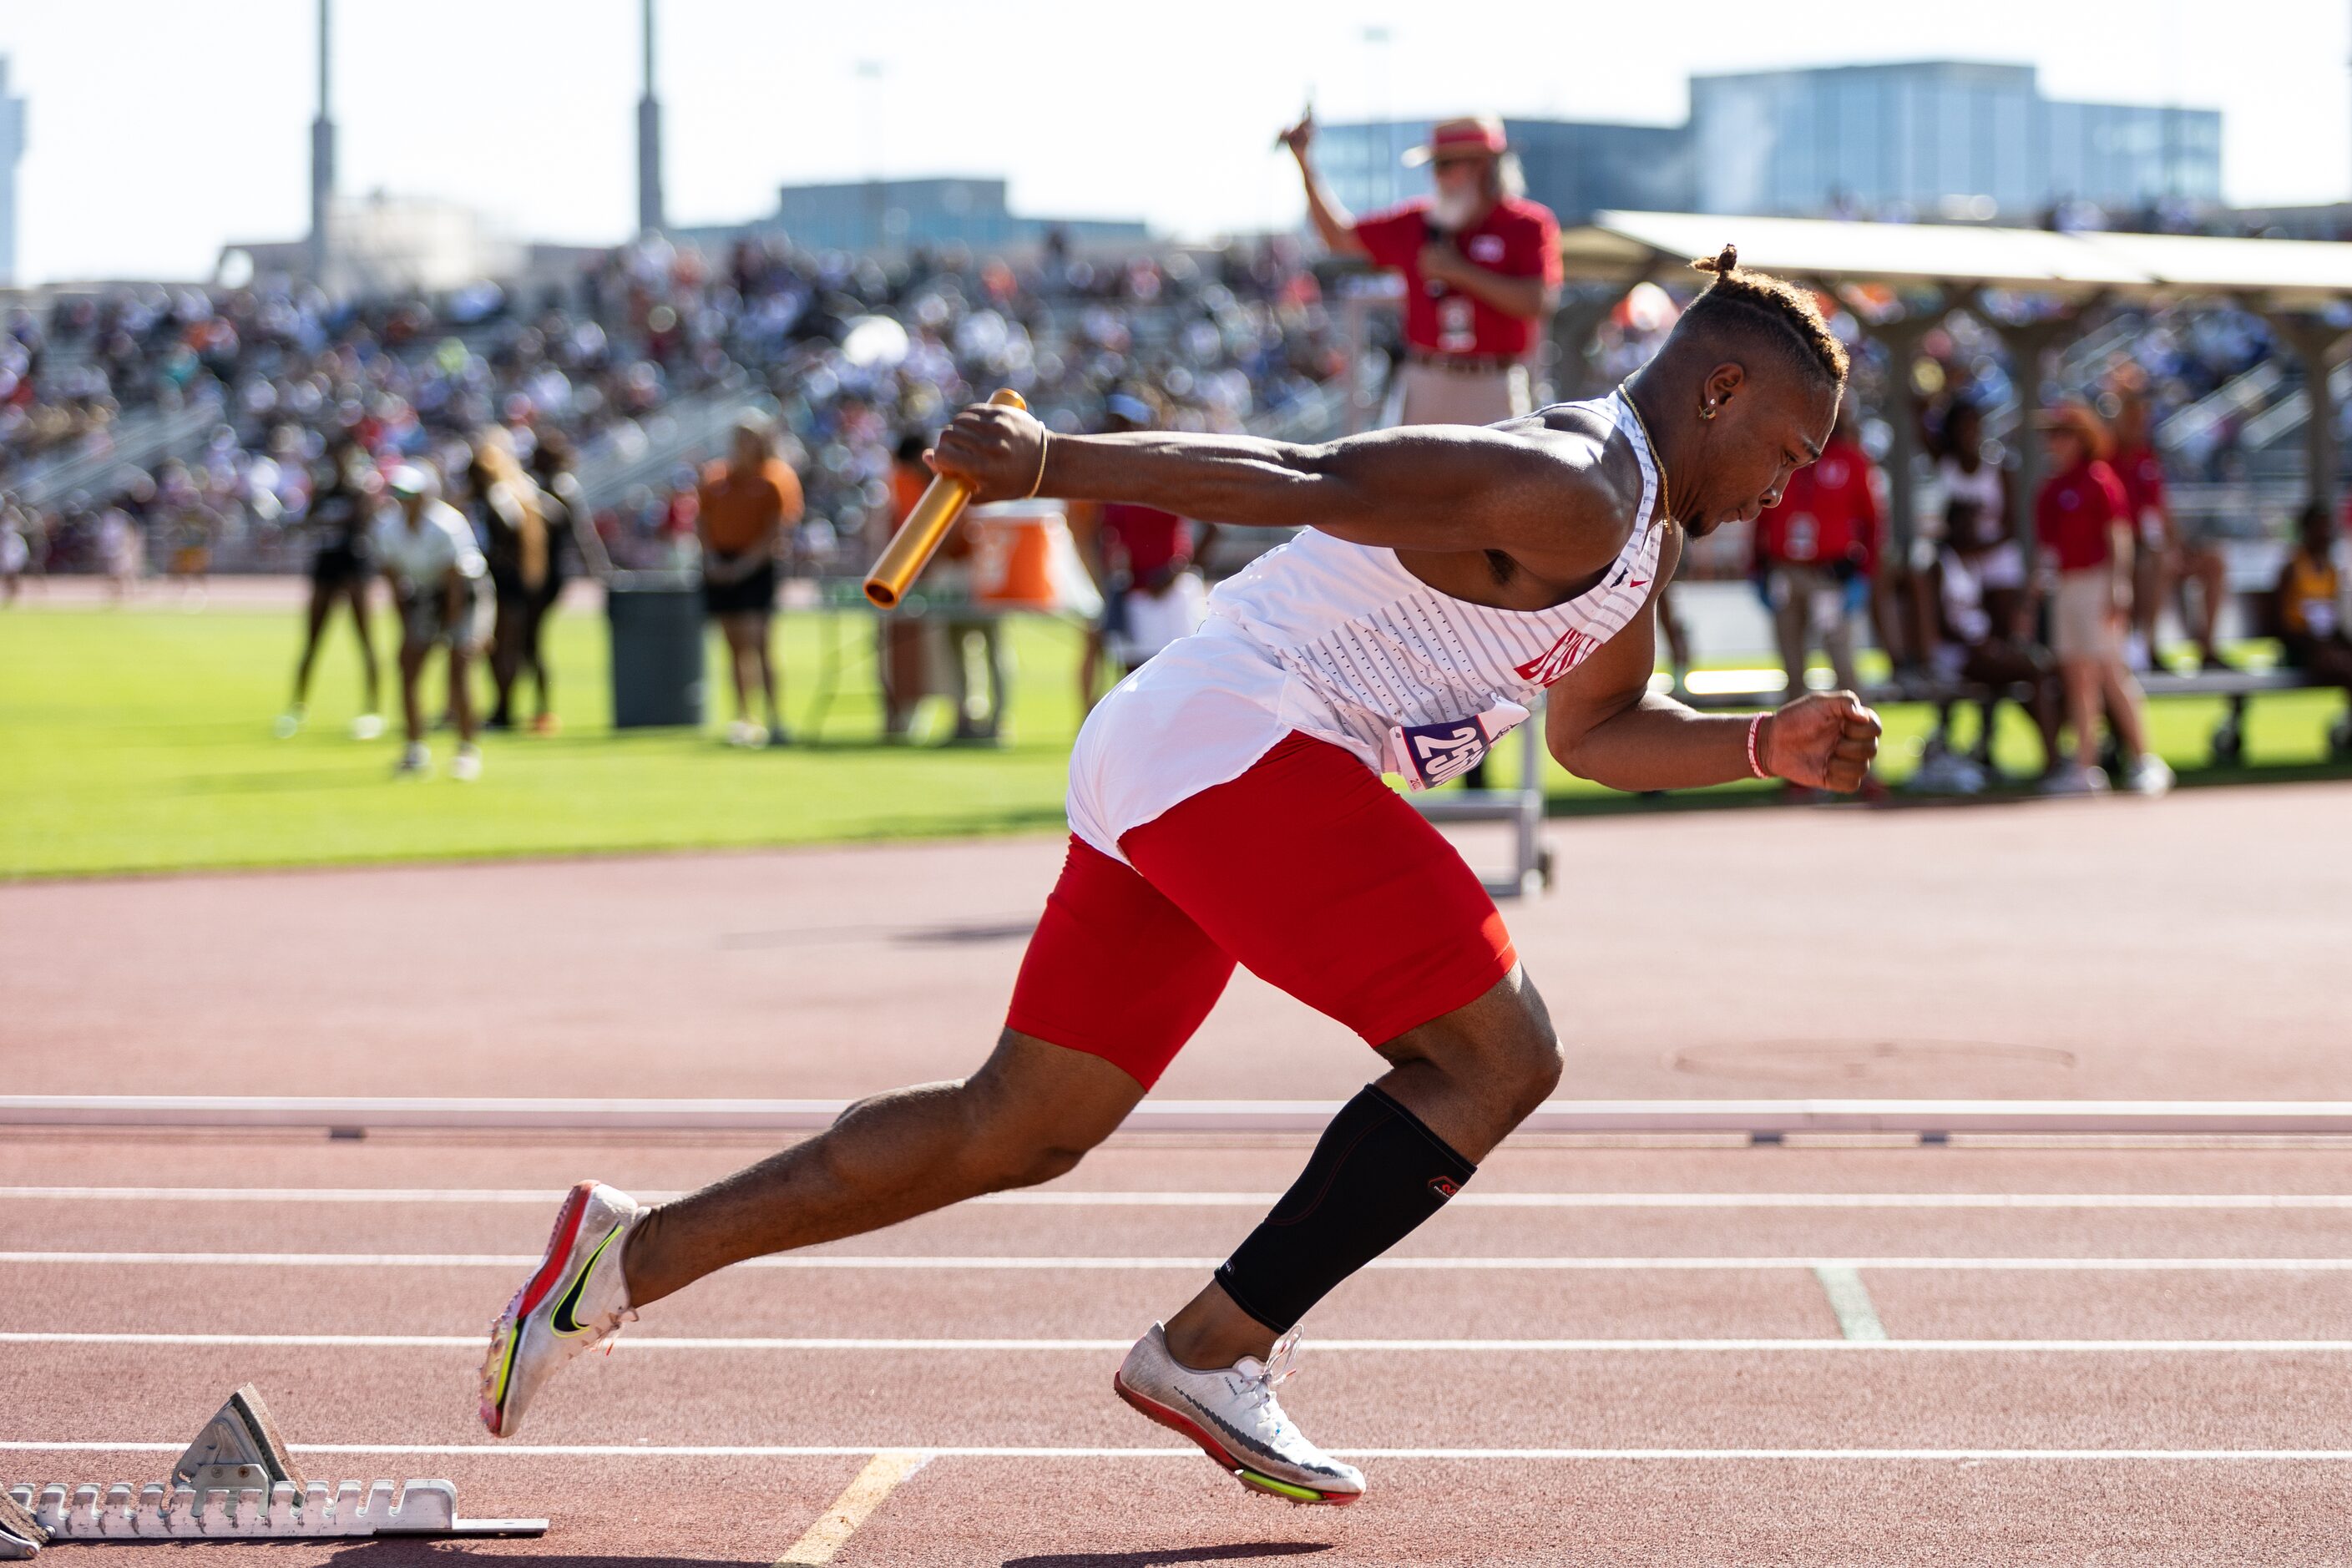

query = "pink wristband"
[1747,713,1770,780]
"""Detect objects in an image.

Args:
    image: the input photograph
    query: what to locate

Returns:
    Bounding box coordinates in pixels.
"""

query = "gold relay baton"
[862,388,1027,609]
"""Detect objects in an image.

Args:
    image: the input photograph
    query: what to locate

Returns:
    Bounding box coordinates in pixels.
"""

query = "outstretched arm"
[928,400,1616,577]
[1545,531,1882,793]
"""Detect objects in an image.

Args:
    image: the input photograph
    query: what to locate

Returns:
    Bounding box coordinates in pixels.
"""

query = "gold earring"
[1700,403,1717,421]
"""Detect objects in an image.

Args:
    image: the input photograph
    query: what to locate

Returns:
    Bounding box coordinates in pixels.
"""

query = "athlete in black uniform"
[280,436,385,740]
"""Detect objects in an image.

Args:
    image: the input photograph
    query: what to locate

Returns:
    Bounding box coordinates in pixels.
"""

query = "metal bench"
[1678,665,2351,762]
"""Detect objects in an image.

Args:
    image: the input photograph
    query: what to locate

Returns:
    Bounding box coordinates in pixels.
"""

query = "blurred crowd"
[0,231,1344,588]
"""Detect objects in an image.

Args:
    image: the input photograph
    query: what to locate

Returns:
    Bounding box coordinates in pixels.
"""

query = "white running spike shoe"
[478,1181,645,1438]
[1115,1323,1363,1505]
[2124,753,2175,797]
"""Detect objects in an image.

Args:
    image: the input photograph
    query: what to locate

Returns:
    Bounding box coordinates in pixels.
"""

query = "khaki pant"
[1387,361,1531,428]
[1766,562,1859,694]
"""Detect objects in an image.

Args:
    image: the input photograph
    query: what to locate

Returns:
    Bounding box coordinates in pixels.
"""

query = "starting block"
[3,1385,544,1550]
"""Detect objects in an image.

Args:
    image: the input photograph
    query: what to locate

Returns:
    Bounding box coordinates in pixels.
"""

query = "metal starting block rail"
[13,1095,2352,1138]
[2,1386,544,1553]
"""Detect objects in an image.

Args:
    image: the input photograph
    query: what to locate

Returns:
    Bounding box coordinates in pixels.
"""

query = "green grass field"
[3,594,2345,879]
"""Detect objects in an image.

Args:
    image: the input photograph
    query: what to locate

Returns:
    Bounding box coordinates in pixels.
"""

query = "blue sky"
[2,0,2343,284]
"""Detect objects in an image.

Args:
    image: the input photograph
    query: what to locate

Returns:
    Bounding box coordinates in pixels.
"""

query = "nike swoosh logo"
[549,1223,623,1337]
[1171,1388,1342,1479]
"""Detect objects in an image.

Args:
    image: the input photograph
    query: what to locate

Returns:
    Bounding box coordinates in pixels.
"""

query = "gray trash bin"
[606,570,706,729]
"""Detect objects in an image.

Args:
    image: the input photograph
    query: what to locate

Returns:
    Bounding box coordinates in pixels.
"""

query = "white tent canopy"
[1563,210,2152,296]
[1565,210,2352,310]
[1555,210,2352,518]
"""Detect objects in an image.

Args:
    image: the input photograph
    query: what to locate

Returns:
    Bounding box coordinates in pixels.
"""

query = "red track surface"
[7,786,2352,1562]
[9,781,2352,1100]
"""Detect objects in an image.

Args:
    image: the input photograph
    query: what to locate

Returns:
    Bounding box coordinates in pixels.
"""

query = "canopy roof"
[1563,210,2352,310]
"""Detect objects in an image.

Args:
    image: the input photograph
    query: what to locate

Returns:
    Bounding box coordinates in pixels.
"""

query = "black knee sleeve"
[1214,1084,1476,1334]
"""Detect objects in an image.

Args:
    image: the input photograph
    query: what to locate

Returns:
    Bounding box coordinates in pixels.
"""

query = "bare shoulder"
[1467,402,1650,579]
[1498,402,1644,509]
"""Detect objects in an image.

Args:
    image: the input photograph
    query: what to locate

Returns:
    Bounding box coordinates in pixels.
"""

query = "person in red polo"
[1282,112,1560,427]
[1753,401,1880,695]
[2034,400,2171,797]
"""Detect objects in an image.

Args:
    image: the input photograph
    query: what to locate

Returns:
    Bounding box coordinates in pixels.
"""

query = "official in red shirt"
[1281,112,1560,428]
[2033,400,2166,794]
[1753,403,1880,693]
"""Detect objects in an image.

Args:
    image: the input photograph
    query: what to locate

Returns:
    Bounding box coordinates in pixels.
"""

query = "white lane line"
[1813,1267,1889,1342]
[8,1252,2352,1272]
[775,1450,929,1566]
[14,1186,2352,1210]
[9,1441,2352,1463]
[9,1332,2352,1353]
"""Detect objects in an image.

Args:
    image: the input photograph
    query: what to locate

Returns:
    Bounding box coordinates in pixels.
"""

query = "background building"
[0,57,24,286]
[221,192,527,295]
[1318,62,2220,230]
[738,176,1148,256]
[1317,117,1693,224]
[1690,60,2221,220]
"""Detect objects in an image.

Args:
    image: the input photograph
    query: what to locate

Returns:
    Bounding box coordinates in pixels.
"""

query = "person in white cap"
[1281,111,1560,428]
[372,463,488,780]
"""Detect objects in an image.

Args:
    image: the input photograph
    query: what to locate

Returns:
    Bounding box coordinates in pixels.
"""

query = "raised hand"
[1763,690,1881,792]
[1277,111,1316,159]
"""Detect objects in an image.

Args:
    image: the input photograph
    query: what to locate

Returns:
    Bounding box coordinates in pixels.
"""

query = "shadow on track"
[1003,1544,1335,1568]
[321,1549,766,1568]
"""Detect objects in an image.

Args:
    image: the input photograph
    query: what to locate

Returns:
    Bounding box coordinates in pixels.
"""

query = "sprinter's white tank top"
[1065,389,1665,863]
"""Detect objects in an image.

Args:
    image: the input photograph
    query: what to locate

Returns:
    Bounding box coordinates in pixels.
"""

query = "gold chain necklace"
[1616,384,1671,528]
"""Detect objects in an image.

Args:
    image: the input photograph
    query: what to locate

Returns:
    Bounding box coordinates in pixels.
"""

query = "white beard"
[1430,188,1481,230]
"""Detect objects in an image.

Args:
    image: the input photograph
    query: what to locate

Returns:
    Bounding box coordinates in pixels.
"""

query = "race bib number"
[1385,701,1530,791]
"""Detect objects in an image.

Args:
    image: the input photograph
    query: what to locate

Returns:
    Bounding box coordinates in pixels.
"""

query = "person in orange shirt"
[878,434,935,740]
[873,431,1012,742]
[697,417,803,746]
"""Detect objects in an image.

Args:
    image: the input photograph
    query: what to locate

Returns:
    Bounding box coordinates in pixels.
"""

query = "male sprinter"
[478,247,1879,1504]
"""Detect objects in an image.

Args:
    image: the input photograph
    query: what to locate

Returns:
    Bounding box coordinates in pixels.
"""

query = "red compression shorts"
[1004,732,1518,1089]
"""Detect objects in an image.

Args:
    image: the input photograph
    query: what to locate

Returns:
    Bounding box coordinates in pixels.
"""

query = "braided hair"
[1679,244,1848,387]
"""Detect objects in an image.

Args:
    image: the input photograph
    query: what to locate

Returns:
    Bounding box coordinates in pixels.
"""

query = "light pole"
[638,0,665,235]
[309,0,335,283]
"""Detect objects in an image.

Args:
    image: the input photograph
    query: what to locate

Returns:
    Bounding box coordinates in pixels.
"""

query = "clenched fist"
[1762,691,1881,792]
[928,400,1050,506]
